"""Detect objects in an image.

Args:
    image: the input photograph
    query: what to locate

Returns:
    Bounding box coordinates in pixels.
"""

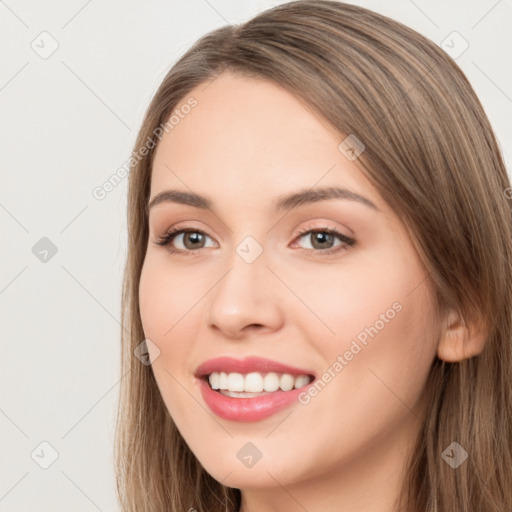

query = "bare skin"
[138,71,485,512]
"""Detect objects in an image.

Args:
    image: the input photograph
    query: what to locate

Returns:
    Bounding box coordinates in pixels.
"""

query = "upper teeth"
[208,371,311,393]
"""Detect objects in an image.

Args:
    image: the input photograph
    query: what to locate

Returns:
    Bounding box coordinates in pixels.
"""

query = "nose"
[205,251,285,339]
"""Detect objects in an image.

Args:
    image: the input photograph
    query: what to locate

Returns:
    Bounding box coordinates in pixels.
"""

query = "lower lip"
[197,377,311,422]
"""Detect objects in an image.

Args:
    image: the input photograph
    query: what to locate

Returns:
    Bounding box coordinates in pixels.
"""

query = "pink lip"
[194,356,315,378]
[197,379,313,422]
[194,356,316,422]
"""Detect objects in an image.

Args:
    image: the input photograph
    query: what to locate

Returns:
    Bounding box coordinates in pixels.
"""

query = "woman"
[115,1,512,510]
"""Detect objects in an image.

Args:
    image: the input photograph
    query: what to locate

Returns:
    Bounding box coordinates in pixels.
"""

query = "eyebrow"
[147,186,379,213]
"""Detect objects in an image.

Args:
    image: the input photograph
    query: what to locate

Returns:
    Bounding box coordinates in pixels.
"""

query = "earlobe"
[437,308,488,362]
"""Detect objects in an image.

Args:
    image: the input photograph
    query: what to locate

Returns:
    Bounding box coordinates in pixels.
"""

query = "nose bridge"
[218,231,270,293]
[206,236,283,336]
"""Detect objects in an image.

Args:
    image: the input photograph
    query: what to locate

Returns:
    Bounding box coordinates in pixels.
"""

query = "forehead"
[150,71,384,213]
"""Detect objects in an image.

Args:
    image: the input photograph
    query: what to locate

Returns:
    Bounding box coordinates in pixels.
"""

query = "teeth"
[263,372,280,392]
[219,372,228,390]
[207,371,312,393]
[209,372,220,390]
[294,375,310,388]
[227,372,244,392]
[280,373,295,391]
[245,372,263,392]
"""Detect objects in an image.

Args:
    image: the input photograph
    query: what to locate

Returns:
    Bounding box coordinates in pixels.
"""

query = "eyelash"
[154,226,356,256]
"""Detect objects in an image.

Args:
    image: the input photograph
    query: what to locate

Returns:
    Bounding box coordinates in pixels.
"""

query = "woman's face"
[139,72,440,494]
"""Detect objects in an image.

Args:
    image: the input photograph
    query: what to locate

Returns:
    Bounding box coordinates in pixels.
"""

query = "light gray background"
[1,1,510,510]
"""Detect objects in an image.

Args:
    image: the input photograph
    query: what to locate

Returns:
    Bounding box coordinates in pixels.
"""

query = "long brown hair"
[114,1,512,510]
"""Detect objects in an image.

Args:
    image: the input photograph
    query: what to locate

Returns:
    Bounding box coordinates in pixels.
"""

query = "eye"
[153,225,356,256]
[292,227,355,255]
[154,227,216,254]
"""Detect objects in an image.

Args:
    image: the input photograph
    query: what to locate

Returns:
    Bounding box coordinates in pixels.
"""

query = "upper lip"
[195,356,316,379]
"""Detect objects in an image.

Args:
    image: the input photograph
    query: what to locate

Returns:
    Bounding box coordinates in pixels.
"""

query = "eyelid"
[292,219,353,239]
[154,219,216,240]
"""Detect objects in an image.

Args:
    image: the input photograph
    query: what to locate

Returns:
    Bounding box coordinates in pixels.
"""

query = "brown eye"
[294,228,355,256]
[181,231,206,250]
[155,228,216,253]
[309,231,336,250]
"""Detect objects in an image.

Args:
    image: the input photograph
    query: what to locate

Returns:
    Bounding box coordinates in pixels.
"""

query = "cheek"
[284,272,437,476]
[138,254,208,342]
[138,253,216,387]
[281,255,412,344]
[139,258,168,342]
[138,257,201,418]
[296,244,438,412]
[138,257,191,393]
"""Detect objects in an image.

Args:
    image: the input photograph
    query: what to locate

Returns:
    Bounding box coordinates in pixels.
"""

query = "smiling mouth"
[203,371,315,397]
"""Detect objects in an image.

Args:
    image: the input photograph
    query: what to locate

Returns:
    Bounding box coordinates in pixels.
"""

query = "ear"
[437,308,488,362]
